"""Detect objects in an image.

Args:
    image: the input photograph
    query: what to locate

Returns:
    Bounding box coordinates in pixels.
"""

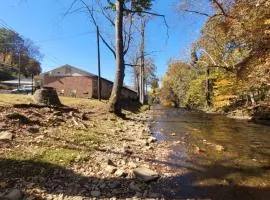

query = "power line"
[36,31,95,43]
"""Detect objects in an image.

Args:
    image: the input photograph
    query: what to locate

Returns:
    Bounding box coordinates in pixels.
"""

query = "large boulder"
[133,167,159,182]
[33,87,62,107]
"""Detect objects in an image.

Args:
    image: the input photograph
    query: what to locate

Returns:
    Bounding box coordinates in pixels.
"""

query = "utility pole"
[18,52,21,88]
[139,18,146,104]
[97,26,101,101]
[31,74,34,95]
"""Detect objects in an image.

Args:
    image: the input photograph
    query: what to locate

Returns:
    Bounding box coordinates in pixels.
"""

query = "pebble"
[4,189,23,200]
[0,131,13,140]
[90,190,101,197]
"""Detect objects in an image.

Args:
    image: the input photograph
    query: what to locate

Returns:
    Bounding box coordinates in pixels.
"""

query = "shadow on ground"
[1,157,270,200]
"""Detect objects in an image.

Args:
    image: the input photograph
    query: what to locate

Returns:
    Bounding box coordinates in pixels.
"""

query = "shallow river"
[150,106,270,200]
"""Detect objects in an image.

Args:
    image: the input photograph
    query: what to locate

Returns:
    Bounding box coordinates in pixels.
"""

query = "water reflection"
[150,106,270,199]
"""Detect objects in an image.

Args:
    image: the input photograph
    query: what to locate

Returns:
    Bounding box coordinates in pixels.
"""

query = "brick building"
[37,65,137,100]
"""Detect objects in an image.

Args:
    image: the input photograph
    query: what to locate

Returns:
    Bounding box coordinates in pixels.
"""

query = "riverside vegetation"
[158,0,270,121]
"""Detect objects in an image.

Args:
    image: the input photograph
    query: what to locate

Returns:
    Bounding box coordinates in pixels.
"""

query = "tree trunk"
[108,0,125,114]
[205,67,212,108]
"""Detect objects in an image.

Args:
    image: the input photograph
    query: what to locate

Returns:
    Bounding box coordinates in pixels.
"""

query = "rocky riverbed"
[0,101,175,200]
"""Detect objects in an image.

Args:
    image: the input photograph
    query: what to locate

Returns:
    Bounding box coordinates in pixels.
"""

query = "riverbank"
[0,94,173,200]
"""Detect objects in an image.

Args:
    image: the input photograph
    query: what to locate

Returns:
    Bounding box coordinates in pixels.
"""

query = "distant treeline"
[160,0,269,111]
[0,28,42,81]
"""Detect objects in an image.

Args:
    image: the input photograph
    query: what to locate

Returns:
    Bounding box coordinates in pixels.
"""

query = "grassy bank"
[0,94,164,199]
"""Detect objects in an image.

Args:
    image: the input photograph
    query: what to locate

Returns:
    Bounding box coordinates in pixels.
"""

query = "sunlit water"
[150,106,270,199]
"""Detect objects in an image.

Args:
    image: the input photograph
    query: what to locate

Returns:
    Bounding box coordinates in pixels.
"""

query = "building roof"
[41,64,97,77]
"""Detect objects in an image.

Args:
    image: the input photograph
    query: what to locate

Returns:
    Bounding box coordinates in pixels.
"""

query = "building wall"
[43,75,138,100]
[44,76,93,98]
[91,77,137,100]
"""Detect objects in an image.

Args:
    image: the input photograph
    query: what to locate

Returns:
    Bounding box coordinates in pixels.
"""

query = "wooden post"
[31,74,34,95]
[97,26,101,101]
[18,52,21,87]
[139,18,146,104]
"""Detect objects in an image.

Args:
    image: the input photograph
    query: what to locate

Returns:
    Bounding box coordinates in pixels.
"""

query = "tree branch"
[212,0,227,16]
[78,0,116,57]
[123,8,169,39]
[123,13,135,55]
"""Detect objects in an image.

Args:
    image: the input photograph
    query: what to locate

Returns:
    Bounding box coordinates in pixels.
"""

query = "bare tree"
[66,0,166,114]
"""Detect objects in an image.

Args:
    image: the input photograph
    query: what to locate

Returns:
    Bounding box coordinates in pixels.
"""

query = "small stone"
[25,196,36,200]
[27,126,40,133]
[129,182,141,191]
[128,162,137,168]
[133,167,159,182]
[90,190,101,197]
[35,135,44,140]
[143,190,148,197]
[144,146,154,150]
[149,192,160,198]
[0,131,12,140]
[107,159,117,167]
[115,169,127,177]
[108,181,120,189]
[5,189,23,200]
[215,145,224,152]
[148,136,157,143]
[106,165,117,174]
[194,146,200,154]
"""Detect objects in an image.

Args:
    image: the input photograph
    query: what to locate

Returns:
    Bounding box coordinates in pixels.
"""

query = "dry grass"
[0,94,107,110]
[0,94,33,105]
[0,94,121,167]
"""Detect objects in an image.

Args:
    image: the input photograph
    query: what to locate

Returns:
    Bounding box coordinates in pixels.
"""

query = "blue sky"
[0,0,207,86]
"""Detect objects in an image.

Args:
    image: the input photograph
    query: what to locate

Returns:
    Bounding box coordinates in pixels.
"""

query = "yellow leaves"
[214,79,234,89]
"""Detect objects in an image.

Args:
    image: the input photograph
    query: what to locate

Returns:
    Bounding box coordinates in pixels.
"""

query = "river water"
[150,106,270,199]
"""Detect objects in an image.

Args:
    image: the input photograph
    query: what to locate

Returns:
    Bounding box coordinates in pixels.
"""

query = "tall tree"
[67,0,165,114]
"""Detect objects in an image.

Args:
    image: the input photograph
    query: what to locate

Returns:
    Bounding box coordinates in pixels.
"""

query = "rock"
[6,113,31,124]
[129,182,141,192]
[105,165,117,174]
[194,146,200,154]
[123,146,133,154]
[35,135,44,140]
[27,126,40,133]
[148,192,160,198]
[108,181,120,189]
[25,196,36,200]
[148,136,157,143]
[0,131,12,140]
[90,190,101,197]
[114,169,127,177]
[128,162,137,168]
[5,189,23,200]
[133,167,159,182]
[107,159,117,167]
[82,113,89,120]
[143,190,148,197]
[144,146,154,151]
[215,144,224,152]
